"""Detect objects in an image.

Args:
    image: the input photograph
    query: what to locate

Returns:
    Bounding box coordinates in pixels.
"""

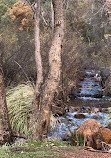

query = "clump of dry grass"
[6,82,34,135]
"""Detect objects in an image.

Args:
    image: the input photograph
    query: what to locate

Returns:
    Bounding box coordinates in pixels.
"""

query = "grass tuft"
[0,140,67,158]
[69,130,84,146]
[6,82,34,135]
[6,82,58,136]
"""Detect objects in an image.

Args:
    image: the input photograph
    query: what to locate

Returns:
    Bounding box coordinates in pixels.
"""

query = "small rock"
[91,78,95,80]
[107,121,111,129]
[89,74,95,77]
[108,107,111,113]
[67,118,73,122]
[74,113,86,119]
[87,85,93,88]
[102,108,109,113]
[52,105,65,116]
[92,115,102,120]
[81,93,102,98]
[69,106,75,113]
[62,132,71,141]
[94,84,99,87]
[71,123,76,126]
[77,84,83,88]
[79,78,84,81]
[91,109,99,113]
[71,90,80,98]
[74,107,78,111]
[93,93,103,98]
[87,107,92,114]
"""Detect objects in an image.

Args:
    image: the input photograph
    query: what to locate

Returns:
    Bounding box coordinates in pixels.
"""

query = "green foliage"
[0,143,11,158]
[29,0,35,4]
[80,21,94,42]
[43,0,51,10]
[1,12,12,24]
[67,9,75,26]
[6,83,34,135]
[1,0,17,6]
[0,3,7,17]
[0,3,13,25]
[0,27,19,68]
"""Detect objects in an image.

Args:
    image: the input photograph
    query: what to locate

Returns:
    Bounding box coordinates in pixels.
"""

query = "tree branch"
[22,0,49,27]
[40,8,49,26]
[23,0,36,13]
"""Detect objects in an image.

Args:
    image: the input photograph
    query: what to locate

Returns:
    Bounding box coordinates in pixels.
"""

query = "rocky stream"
[48,70,111,140]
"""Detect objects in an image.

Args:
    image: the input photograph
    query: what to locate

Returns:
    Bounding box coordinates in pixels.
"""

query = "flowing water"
[48,70,111,140]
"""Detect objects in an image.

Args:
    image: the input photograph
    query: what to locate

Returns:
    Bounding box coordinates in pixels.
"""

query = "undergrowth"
[0,140,68,158]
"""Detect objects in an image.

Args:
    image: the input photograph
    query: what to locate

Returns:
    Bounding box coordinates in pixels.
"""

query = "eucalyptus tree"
[24,0,65,139]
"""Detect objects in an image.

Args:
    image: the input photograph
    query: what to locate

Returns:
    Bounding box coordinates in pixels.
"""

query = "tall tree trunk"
[30,0,43,138]
[51,0,54,32]
[0,63,12,144]
[30,0,65,140]
[34,0,43,105]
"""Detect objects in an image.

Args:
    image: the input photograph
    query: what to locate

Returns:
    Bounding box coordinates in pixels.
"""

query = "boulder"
[74,113,86,119]
[75,119,111,149]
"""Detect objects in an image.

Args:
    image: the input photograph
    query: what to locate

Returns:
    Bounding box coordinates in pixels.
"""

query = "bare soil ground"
[37,147,111,158]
